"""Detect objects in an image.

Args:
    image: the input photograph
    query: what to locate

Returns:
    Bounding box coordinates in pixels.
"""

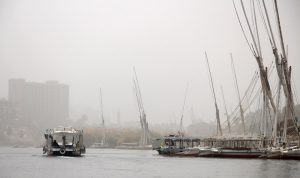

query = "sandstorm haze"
[0,0,299,126]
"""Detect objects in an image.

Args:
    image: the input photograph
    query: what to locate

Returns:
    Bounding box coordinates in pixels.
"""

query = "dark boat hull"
[210,149,263,158]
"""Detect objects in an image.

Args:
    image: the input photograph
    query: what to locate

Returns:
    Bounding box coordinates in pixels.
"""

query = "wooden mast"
[99,88,106,145]
[179,83,188,137]
[220,86,231,135]
[273,0,298,141]
[260,0,299,141]
[205,52,222,136]
[231,54,246,135]
[233,0,279,140]
[234,0,276,114]
[133,68,150,146]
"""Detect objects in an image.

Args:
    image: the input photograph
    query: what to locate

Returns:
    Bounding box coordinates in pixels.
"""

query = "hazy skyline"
[1,0,299,126]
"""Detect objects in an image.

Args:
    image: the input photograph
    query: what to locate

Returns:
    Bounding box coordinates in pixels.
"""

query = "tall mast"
[261,0,286,142]
[99,88,106,145]
[133,77,145,144]
[179,83,189,136]
[234,0,276,113]
[133,68,150,146]
[233,0,278,140]
[231,54,246,135]
[261,0,298,141]
[100,88,104,127]
[273,81,281,146]
[205,52,222,136]
[274,0,298,141]
[133,67,145,115]
[133,78,144,125]
[220,86,231,135]
[274,0,287,60]
[261,0,288,99]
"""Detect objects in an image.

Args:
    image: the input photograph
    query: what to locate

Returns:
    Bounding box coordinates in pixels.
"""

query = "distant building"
[8,79,69,128]
[0,98,16,125]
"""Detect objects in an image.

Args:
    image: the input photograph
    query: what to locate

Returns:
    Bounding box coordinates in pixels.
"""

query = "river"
[0,147,299,178]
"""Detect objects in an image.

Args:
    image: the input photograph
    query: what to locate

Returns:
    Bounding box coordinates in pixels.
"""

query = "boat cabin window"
[53,134,75,144]
[174,141,179,148]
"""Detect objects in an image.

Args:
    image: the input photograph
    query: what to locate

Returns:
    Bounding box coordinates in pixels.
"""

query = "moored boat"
[153,135,200,156]
[281,146,300,159]
[211,147,263,158]
[198,137,267,158]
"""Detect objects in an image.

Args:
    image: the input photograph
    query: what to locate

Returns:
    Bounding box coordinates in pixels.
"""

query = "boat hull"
[207,148,263,158]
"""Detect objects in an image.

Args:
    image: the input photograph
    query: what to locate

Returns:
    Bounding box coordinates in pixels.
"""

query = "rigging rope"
[291,74,299,105]
[252,0,262,57]
[233,0,255,56]
[258,0,275,48]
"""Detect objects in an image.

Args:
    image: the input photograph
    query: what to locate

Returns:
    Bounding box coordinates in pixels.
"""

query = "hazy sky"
[0,0,299,126]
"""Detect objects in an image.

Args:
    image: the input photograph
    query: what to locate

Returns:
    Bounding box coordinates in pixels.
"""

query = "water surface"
[0,147,299,178]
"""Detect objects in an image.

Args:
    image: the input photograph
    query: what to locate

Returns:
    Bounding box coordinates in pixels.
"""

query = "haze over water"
[0,147,300,178]
[1,0,299,125]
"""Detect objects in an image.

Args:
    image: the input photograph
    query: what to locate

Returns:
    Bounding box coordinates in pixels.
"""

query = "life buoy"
[59,149,66,155]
